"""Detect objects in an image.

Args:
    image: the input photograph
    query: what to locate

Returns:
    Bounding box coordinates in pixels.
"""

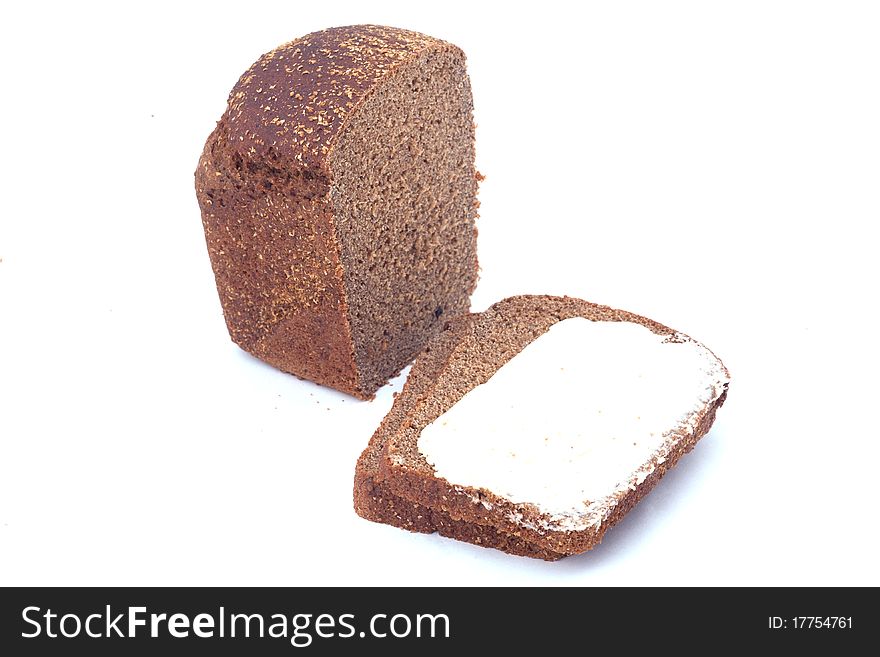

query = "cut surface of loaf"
[354,295,730,559]
[195,25,479,399]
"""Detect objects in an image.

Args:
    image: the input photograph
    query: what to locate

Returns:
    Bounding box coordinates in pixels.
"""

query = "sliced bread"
[195,25,479,399]
[354,295,729,559]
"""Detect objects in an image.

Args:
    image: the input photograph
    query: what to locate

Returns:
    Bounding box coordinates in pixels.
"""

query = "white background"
[1,1,878,586]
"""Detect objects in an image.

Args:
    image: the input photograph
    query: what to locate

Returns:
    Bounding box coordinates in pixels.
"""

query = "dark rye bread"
[195,26,479,399]
[354,295,729,560]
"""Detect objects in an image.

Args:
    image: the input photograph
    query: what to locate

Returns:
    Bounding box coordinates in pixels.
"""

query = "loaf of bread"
[195,25,480,399]
[354,295,730,559]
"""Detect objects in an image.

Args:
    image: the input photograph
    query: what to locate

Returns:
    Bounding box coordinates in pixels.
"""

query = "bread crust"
[354,295,729,558]
[195,26,471,399]
[353,308,566,559]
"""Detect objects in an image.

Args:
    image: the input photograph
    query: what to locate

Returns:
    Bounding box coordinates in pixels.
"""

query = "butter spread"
[417,317,729,531]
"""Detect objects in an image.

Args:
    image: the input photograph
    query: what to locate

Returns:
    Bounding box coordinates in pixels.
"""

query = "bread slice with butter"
[353,295,729,559]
